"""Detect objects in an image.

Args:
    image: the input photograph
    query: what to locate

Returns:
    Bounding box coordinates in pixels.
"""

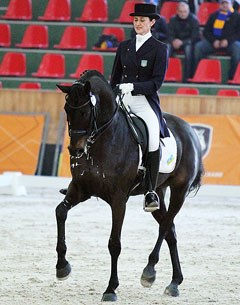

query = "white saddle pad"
[159,128,177,173]
[138,128,177,174]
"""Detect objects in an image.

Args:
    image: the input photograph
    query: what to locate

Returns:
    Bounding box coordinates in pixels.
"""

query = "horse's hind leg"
[141,186,186,296]
[164,223,183,296]
[141,188,167,288]
[55,199,73,280]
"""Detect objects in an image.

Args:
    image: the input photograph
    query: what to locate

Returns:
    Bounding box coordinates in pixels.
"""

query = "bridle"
[65,86,119,159]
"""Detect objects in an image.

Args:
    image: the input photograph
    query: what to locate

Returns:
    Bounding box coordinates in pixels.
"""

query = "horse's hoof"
[164,283,179,297]
[140,266,156,288]
[101,292,117,302]
[56,262,71,280]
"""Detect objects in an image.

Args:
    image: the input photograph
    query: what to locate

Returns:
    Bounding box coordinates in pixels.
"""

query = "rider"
[110,3,169,212]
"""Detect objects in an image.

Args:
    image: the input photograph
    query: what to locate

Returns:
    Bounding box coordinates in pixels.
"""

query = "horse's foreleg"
[102,202,126,302]
[55,199,73,280]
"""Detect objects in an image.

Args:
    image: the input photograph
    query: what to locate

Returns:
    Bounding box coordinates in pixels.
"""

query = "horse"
[55,70,204,302]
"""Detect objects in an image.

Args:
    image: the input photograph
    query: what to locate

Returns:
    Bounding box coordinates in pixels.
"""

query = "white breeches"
[123,93,160,152]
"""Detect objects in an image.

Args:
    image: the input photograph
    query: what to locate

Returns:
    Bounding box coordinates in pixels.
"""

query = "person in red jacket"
[193,0,240,80]
[110,3,169,212]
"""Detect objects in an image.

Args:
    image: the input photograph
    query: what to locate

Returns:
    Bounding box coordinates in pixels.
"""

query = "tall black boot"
[144,148,161,212]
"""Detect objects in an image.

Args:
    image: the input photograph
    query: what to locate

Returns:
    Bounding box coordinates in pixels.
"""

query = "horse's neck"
[97,91,117,124]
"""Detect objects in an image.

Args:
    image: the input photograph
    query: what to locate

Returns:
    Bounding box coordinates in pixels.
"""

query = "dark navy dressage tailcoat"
[110,36,170,138]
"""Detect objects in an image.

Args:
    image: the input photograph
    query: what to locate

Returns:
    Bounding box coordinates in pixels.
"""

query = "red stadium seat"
[19,82,42,89]
[160,1,178,23]
[38,0,71,21]
[54,26,87,50]
[0,0,32,20]
[15,25,49,48]
[0,52,26,76]
[92,27,125,52]
[70,54,104,78]
[228,63,240,85]
[217,89,239,96]
[102,27,126,42]
[0,24,11,47]
[165,57,182,82]
[32,54,65,78]
[75,0,108,22]
[188,59,222,83]
[197,3,219,26]
[176,87,200,95]
[114,0,144,23]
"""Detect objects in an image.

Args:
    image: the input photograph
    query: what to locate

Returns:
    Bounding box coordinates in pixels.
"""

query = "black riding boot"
[144,148,161,212]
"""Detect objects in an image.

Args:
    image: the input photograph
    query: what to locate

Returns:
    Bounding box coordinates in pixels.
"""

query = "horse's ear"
[56,84,71,94]
[84,81,91,94]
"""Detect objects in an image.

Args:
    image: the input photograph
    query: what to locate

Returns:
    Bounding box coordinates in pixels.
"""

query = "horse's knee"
[108,238,121,257]
[55,201,71,221]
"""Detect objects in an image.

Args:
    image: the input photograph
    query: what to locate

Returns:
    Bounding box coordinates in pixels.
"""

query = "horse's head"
[57,70,117,157]
[57,79,98,156]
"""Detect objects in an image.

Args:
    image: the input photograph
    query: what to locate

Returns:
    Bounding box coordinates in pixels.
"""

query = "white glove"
[119,83,134,94]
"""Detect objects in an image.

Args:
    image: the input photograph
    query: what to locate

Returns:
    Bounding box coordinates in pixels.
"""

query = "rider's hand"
[119,83,134,94]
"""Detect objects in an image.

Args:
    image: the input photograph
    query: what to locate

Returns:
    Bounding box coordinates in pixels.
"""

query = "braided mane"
[78,70,108,84]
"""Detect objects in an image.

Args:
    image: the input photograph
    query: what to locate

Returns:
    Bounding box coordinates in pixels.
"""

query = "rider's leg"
[144,147,161,211]
[125,95,160,212]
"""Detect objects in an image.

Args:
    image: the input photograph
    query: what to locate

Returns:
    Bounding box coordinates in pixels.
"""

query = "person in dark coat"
[110,3,169,212]
[168,1,201,82]
[194,0,240,80]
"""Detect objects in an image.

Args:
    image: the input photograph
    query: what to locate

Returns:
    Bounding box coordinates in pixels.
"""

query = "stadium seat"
[70,54,104,78]
[75,0,108,22]
[217,89,239,96]
[102,27,126,42]
[92,27,125,51]
[160,1,178,23]
[0,0,32,20]
[38,0,71,21]
[54,26,87,50]
[176,87,200,95]
[15,25,49,48]
[188,59,222,83]
[228,63,240,85]
[197,3,219,26]
[32,54,65,78]
[19,82,42,89]
[165,57,182,82]
[0,24,11,47]
[114,0,144,23]
[0,52,26,76]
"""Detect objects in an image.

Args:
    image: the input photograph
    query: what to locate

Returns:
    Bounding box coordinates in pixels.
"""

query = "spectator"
[168,1,201,82]
[194,0,240,80]
[131,15,168,43]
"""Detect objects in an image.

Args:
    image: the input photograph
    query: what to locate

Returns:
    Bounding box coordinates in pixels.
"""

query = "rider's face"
[133,16,155,36]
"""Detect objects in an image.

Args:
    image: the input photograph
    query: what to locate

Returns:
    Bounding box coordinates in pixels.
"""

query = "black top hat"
[129,3,160,19]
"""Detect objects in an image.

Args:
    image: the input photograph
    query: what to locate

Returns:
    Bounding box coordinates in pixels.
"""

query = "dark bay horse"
[55,70,204,302]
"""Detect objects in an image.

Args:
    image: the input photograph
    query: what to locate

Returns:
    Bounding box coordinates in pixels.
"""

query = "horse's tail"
[188,160,205,196]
